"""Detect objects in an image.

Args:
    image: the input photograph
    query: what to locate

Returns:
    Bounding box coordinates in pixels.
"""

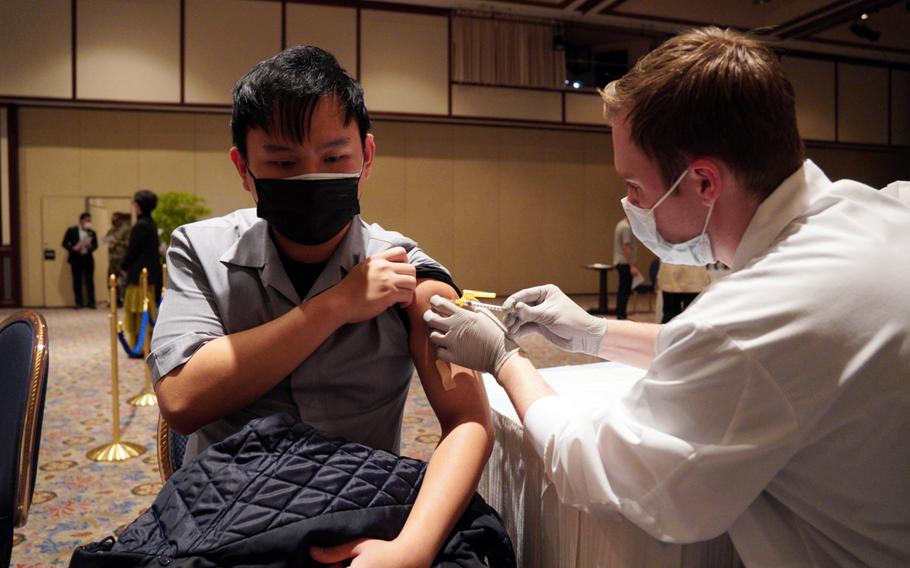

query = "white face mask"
[621,168,715,266]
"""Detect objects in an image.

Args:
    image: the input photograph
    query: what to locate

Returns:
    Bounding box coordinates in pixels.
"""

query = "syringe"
[455,290,511,313]
[463,300,509,312]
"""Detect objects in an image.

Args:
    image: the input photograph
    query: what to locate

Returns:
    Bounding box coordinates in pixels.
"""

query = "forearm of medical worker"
[496,351,558,420]
[399,280,494,567]
[595,319,662,369]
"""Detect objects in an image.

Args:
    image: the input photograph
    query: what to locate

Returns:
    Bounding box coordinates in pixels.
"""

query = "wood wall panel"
[285,4,358,77]
[139,113,196,194]
[360,11,448,115]
[363,121,408,232]
[184,0,281,105]
[403,123,455,267]
[782,56,836,141]
[450,126,502,292]
[891,70,910,147]
[77,0,181,102]
[838,63,888,145]
[0,0,72,98]
[565,92,606,126]
[452,85,561,122]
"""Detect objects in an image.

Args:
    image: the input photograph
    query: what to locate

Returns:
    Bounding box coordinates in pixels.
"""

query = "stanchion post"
[87,274,147,462]
[128,267,157,407]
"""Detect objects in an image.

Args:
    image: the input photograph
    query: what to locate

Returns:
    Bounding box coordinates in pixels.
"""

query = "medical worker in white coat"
[425,27,910,567]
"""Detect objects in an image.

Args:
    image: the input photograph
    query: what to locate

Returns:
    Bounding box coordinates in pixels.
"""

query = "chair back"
[0,311,49,567]
[156,414,188,483]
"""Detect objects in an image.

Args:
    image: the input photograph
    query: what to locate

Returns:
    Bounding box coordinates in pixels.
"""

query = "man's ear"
[689,158,724,207]
[359,134,376,195]
[229,147,256,199]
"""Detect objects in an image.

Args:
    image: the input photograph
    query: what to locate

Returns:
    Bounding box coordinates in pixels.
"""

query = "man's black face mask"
[251,167,362,246]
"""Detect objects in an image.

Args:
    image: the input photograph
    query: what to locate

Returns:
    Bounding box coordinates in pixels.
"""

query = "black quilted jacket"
[70,414,515,567]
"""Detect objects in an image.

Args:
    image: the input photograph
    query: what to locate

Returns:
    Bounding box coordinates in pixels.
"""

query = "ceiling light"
[850,18,880,42]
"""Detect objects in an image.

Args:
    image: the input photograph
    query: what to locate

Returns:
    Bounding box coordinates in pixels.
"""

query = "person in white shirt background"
[424,27,910,567]
[612,216,639,320]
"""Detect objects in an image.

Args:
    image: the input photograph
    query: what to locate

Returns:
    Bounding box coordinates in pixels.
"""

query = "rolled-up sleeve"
[407,246,459,295]
[148,227,225,383]
[523,321,800,544]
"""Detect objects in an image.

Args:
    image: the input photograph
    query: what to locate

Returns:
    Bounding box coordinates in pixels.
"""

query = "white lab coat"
[524,161,910,567]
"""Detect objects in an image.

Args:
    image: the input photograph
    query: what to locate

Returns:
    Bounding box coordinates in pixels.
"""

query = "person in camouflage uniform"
[104,212,131,303]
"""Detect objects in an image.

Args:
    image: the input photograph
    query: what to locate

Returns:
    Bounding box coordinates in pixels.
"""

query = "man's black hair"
[79,212,91,221]
[133,190,158,215]
[231,46,371,158]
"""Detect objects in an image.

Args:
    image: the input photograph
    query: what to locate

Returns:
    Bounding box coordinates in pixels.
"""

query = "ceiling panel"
[605,0,839,30]
[441,0,910,62]
[810,2,910,52]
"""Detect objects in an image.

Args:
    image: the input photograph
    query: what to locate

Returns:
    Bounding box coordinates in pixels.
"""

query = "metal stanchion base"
[127,392,158,406]
[87,441,147,462]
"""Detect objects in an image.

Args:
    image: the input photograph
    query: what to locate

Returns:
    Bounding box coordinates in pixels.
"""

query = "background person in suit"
[62,212,98,309]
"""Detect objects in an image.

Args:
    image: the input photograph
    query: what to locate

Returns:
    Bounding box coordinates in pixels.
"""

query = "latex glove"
[502,284,607,356]
[423,295,520,375]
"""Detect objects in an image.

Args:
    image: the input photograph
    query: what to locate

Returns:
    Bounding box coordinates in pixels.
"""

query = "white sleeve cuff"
[523,395,579,460]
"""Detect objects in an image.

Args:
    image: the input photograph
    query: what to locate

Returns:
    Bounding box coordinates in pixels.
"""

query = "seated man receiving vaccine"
[150,46,493,567]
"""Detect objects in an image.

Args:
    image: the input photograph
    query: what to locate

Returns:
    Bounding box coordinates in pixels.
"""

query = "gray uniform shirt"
[149,209,452,462]
[612,218,637,266]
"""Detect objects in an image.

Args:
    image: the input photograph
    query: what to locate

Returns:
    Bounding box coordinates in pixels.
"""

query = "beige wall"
[360,10,449,115]
[77,0,181,102]
[0,0,72,99]
[18,107,246,306]
[782,56,836,142]
[185,0,282,105]
[18,106,650,305]
[363,121,644,295]
[16,105,908,306]
[286,4,358,76]
[452,85,562,122]
[805,143,909,189]
[838,64,889,145]
[1,0,907,152]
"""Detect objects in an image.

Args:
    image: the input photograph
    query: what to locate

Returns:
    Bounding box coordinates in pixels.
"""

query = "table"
[584,263,615,315]
[477,362,742,568]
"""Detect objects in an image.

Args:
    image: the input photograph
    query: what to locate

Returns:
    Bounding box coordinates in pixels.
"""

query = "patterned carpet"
[2,294,653,566]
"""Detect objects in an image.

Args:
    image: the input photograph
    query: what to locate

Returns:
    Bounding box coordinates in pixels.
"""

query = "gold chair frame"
[0,310,49,528]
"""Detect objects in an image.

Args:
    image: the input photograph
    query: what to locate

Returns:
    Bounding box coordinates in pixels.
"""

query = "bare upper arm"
[405,280,491,433]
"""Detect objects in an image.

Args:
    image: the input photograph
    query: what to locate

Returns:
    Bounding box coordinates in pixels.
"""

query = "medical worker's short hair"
[600,27,804,201]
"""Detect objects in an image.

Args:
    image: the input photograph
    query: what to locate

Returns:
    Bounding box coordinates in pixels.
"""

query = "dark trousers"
[661,292,698,323]
[615,263,632,319]
[70,256,95,307]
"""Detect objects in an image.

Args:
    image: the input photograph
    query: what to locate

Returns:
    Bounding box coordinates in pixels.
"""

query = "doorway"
[41,195,133,307]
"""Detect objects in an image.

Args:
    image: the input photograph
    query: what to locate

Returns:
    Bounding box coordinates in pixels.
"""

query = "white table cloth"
[478,362,742,568]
